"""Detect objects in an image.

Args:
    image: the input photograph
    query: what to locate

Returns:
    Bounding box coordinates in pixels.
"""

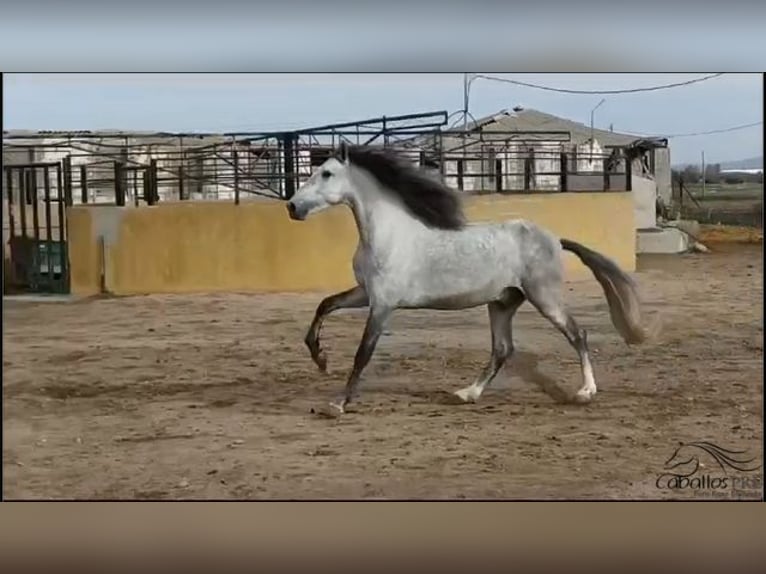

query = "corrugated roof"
[4,129,164,137]
[475,108,639,147]
[405,108,650,152]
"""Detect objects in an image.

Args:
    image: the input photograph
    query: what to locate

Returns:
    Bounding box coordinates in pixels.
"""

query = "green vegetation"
[685,182,763,202]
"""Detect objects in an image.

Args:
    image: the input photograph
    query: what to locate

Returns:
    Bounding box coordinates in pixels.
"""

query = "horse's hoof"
[573,387,596,404]
[454,386,480,403]
[306,341,327,372]
[311,401,345,419]
[329,400,345,414]
[315,351,328,373]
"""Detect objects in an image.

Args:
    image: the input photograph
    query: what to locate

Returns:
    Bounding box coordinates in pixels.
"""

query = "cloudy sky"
[4,73,762,165]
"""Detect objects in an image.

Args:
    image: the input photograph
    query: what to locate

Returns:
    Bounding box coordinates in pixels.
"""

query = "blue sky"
[4,73,763,166]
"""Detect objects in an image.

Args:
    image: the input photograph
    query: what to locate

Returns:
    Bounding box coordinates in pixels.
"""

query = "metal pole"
[62,156,73,206]
[6,167,16,238]
[462,73,476,189]
[701,150,706,199]
[589,98,606,161]
[56,163,67,292]
[80,165,88,203]
[463,73,470,132]
[43,166,53,284]
[233,149,240,205]
[114,161,125,206]
[149,159,159,205]
[18,169,28,237]
[178,166,185,200]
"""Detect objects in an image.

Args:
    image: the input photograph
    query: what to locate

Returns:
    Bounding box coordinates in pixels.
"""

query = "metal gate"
[3,162,72,294]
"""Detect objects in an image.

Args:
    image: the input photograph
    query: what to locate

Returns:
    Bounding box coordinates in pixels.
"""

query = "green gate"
[3,161,72,294]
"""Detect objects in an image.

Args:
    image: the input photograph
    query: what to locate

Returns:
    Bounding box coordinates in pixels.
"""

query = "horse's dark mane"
[345,146,466,230]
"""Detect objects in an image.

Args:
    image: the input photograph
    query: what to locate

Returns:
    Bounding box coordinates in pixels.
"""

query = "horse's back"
[467,218,560,251]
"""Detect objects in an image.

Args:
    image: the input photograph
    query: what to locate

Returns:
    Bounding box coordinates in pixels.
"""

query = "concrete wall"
[632,175,657,229]
[653,147,672,207]
[66,192,636,297]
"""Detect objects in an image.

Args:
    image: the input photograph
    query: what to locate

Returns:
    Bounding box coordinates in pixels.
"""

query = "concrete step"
[636,227,690,254]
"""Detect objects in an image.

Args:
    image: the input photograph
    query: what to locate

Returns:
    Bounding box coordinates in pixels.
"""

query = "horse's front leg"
[305,285,368,372]
[328,305,392,414]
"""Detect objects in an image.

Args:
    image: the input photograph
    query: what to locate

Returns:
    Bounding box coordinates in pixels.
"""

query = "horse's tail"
[560,238,650,345]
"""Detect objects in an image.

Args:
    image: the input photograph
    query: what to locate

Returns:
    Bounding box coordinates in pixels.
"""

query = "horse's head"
[287,143,353,221]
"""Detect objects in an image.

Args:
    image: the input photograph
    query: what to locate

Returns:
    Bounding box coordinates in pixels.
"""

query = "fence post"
[114,161,126,206]
[30,169,40,244]
[62,156,73,206]
[178,165,186,200]
[80,165,88,203]
[6,167,16,238]
[283,133,296,200]
[560,152,568,192]
[233,149,240,205]
[19,169,29,237]
[56,162,68,292]
[43,165,54,283]
[678,177,684,209]
[148,159,159,205]
[523,157,532,192]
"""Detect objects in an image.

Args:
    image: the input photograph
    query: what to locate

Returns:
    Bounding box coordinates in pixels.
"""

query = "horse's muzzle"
[286,201,305,221]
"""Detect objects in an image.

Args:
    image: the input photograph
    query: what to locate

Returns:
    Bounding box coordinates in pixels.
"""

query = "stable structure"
[3,107,674,295]
[3,108,666,207]
[2,112,450,206]
[404,108,672,231]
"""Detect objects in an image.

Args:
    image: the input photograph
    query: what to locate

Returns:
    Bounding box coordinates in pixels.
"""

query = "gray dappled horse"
[287,144,649,415]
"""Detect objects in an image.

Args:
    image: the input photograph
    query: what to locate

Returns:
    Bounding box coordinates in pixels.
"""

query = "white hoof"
[574,386,596,404]
[328,400,346,414]
[454,385,481,403]
[312,401,346,418]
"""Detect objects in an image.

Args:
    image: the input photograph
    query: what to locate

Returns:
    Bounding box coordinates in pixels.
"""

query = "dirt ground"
[3,243,763,500]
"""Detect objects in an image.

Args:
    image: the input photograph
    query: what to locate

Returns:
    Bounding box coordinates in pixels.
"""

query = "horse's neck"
[348,169,427,253]
[350,191,426,254]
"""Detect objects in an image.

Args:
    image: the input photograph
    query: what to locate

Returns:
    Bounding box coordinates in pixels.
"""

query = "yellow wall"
[67,192,635,296]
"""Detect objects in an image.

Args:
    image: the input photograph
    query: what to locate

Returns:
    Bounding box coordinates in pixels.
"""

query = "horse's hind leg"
[305,285,368,372]
[523,281,596,403]
[454,289,525,403]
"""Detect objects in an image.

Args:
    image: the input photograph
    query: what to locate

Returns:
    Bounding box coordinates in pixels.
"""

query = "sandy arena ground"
[3,243,763,500]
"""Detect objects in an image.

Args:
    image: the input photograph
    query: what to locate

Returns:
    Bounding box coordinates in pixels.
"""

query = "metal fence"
[3,111,633,208]
[3,112,638,295]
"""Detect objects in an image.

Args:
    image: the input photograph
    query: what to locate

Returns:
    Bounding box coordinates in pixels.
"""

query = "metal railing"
[3,112,634,207]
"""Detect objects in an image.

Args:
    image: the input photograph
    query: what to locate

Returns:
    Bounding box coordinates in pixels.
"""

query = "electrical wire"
[472,73,725,95]
[616,120,763,139]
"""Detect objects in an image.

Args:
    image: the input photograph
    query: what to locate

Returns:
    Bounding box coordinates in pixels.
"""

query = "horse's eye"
[321,170,333,179]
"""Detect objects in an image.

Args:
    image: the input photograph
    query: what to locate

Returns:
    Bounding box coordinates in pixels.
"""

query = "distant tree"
[682,165,701,184]
[704,163,721,183]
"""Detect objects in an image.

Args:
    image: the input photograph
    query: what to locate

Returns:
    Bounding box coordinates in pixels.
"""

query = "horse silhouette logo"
[656,441,762,491]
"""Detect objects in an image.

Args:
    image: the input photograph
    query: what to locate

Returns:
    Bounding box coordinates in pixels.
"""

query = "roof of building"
[460,108,642,147]
[5,109,669,153]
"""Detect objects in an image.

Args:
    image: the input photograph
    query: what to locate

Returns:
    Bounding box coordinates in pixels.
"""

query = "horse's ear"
[337,142,349,163]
